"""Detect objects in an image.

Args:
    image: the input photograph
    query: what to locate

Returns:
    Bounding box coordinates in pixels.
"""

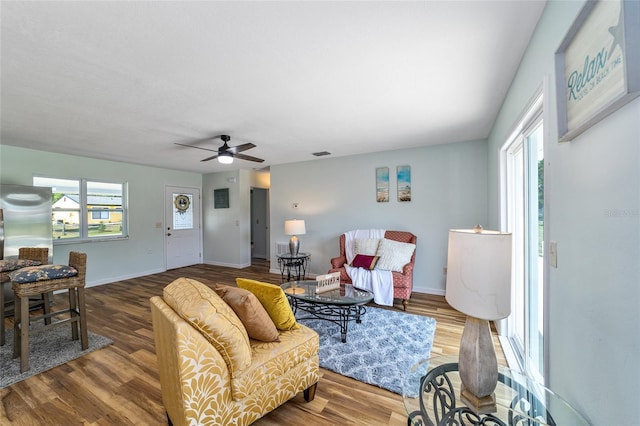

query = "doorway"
[164,186,202,269]
[250,188,269,259]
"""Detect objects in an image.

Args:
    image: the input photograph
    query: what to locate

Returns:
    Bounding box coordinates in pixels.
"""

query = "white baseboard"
[269,267,281,276]
[204,260,251,269]
[85,267,166,288]
[412,285,445,296]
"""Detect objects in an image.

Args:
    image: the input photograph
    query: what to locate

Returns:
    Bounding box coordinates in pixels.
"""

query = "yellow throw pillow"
[163,277,251,376]
[214,284,280,342]
[235,278,299,331]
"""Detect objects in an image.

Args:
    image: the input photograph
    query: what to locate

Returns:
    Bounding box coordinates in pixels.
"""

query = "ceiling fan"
[175,135,264,164]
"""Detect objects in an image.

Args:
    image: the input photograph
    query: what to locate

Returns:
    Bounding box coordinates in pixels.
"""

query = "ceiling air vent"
[312,151,331,157]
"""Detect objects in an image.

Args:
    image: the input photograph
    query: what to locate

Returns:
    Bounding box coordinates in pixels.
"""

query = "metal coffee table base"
[290,298,367,343]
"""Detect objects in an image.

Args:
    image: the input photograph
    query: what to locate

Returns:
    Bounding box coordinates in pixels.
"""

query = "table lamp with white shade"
[284,219,306,256]
[445,225,512,414]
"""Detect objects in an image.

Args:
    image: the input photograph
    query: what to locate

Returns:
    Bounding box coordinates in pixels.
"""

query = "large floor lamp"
[445,226,512,414]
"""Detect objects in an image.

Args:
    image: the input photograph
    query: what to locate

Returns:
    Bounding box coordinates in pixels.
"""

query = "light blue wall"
[487,1,639,424]
[270,140,488,295]
[0,145,202,285]
[202,169,252,268]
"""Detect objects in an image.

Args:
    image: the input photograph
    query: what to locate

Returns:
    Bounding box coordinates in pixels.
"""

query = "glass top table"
[281,280,373,342]
[403,355,589,426]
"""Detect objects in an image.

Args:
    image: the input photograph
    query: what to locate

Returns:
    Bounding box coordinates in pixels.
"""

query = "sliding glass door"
[502,94,545,383]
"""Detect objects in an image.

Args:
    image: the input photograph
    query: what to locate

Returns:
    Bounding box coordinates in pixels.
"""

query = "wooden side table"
[277,252,310,282]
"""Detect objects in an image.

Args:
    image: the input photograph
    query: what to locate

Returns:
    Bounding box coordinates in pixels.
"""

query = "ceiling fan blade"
[234,153,265,163]
[178,135,261,163]
[227,143,256,154]
[175,142,218,153]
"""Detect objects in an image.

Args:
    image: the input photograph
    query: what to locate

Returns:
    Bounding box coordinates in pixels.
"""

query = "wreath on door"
[174,194,190,214]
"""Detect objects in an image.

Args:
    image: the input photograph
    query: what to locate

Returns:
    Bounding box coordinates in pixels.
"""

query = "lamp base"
[289,236,300,256]
[460,384,497,415]
[458,316,499,414]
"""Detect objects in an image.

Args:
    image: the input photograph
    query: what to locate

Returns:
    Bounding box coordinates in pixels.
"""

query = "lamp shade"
[284,219,306,236]
[445,229,512,321]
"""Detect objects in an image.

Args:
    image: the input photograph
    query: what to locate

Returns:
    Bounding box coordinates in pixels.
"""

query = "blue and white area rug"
[296,305,436,395]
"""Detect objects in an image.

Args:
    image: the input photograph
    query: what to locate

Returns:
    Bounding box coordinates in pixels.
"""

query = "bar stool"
[10,251,88,372]
[0,247,49,346]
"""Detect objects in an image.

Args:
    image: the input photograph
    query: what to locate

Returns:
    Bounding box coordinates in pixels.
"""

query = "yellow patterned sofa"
[150,277,319,426]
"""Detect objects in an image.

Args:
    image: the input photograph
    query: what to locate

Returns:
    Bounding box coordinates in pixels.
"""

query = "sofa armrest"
[151,296,237,426]
[330,255,347,269]
[401,262,414,276]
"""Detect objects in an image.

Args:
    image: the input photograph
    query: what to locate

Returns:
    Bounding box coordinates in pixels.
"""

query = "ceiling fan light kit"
[218,152,233,164]
[175,134,264,164]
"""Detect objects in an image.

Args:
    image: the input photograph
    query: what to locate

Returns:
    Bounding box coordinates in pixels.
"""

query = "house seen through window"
[34,176,127,242]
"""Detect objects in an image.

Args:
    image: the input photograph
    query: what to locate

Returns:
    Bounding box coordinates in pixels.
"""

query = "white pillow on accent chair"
[354,238,380,256]
[375,238,416,273]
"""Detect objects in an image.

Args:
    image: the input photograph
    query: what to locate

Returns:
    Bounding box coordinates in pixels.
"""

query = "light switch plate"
[549,241,558,268]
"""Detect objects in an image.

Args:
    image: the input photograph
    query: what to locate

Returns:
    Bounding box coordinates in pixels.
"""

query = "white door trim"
[164,185,203,270]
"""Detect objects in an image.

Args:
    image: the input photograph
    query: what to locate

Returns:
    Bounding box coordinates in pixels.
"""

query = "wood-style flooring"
[0,260,505,425]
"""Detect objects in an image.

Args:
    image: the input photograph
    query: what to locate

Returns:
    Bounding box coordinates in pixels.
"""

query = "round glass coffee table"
[403,355,589,426]
[281,280,373,343]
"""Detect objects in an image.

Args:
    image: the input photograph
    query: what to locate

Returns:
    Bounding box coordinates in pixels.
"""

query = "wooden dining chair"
[11,251,88,372]
[0,247,49,346]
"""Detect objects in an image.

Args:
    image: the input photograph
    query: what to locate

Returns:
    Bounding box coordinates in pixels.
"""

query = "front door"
[165,186,201,270]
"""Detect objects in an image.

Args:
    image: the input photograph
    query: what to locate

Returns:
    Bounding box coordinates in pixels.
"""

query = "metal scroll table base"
[289,297,367,343]
[407,363,557,426]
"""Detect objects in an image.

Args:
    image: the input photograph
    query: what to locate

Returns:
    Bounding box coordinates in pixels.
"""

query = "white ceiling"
[1,1,546,174]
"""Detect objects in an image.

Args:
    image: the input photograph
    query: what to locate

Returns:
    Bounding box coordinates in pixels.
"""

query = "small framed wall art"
[375,167,389,202]
[555,0,640,142]
[397,165,411,202]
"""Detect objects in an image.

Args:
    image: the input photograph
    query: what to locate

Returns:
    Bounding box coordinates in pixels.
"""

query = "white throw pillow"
[375,238,416,273]
[354,238,380,256]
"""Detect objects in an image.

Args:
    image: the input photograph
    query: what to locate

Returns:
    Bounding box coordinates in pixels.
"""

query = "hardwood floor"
[0,260,505,425]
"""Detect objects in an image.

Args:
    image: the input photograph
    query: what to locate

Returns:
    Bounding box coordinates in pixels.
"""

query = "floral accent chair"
[150,277,319,426]
[329,230,417,310]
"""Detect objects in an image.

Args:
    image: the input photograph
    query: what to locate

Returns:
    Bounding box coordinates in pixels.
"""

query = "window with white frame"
[33,176,128,242]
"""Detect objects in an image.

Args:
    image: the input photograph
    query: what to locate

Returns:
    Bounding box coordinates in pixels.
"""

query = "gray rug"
[1,325,113,388]
[296,305,436,395]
